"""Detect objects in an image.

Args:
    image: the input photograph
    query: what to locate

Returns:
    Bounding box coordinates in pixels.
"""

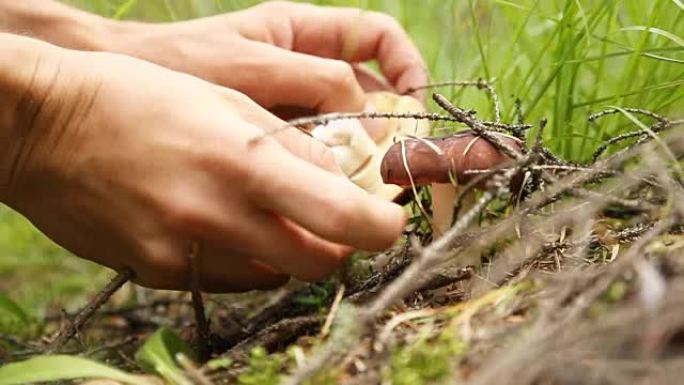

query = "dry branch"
[46,267,134,353]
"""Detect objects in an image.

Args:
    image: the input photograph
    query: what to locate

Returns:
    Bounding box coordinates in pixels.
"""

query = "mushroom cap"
[380,131,523,187]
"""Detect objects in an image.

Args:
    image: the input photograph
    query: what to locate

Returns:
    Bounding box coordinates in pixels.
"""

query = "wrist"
[0,33,62,203]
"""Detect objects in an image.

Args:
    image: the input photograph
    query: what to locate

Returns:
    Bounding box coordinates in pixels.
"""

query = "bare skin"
[0,1,429,292]
[0,0,429,110]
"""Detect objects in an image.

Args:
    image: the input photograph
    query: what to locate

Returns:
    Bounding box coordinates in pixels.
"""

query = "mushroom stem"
[431,183,478,236]
[431,183,457,235]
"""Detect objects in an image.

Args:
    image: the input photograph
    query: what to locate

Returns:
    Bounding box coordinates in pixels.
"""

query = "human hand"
[107,1,428,115]
[1,35,406,292]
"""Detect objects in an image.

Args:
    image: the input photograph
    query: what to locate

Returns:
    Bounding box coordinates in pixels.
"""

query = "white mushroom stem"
[431,183,457,236]
[430,183,478,236]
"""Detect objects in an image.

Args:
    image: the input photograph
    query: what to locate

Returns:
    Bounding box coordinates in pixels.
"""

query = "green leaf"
[0,355,154,385]
[134,327,195,385]
[113,0,138,20]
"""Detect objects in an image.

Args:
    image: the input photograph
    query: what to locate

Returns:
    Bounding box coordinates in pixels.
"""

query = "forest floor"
[3,90,684,385]
[1,1,684,384]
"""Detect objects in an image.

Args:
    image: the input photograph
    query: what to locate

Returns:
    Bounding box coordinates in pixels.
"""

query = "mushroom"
[380,131,523,235]
[311,92,431,201]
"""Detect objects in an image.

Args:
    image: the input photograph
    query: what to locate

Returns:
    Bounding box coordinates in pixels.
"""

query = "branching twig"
[46,267,134,353]
[588,107,669,124]
[405,79,502,123]
[225,315,323,361]
[287,111,458,129]
[432,93,523,161]
[284,161,531,385]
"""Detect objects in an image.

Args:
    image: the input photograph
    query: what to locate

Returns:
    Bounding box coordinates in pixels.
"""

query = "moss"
[238,347,285,385]
[387,329,468,385]
[237,345,340,385]
[291,281,338,313]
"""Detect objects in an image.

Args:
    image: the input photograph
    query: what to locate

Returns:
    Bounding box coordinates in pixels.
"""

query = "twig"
[0,334,34,351]
[591,119,673,163]
[432,93,522,161]
[405,79,502,123]
[569,188,659,213]
[320,284,345,338]
[46,267,134,353]
[592,130,648,162]
[534,118,546,151]
[225,315,323,361]
[189,242,211,361]
[367,167,528,317]
[214,246,412,351]
[14,335,140,359]
[286,111,457,129]
[43,298,192,322]
[481,121,533,132]
[463,164,618,176]
[588,107,668,124]
[515,99,525,125]
[246,111,460,145]
[284,161,530,385]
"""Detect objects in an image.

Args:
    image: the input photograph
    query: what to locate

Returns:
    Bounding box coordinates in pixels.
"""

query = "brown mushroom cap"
[380,131,523,187]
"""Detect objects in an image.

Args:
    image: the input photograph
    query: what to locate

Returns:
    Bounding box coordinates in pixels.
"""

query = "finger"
[270,127,346,177]
[217,41,367,113]
[198,244,291,293]
[164,184,353,282]
[130,236,287,292]
[213,86,344,175]
[245,136,407,251]
[248,2,429,97]
[352,63,393,92]
[229,212,353,282]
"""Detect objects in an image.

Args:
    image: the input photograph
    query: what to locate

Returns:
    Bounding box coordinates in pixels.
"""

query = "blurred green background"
[1,0,682,326]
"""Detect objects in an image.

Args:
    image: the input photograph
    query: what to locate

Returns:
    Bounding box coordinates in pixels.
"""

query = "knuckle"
[318,147,340,172]
[324,61,357,91]
[163,200,204,231]
[308,140,340,172]
[218,87,253,106]
[196,147,249,182]
[242,136,283,194]
[316,62,363,111]
[326,201,354,231]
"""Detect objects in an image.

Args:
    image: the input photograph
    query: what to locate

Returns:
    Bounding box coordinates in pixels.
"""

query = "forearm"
[0,0,115,50]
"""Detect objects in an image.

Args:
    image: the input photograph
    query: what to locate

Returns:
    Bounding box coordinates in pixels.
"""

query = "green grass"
[0,0,682,326]
[0,207,109,323]
[62,0,682,160]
